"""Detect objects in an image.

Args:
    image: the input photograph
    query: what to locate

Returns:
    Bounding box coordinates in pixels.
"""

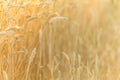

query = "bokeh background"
[0,0,120,80]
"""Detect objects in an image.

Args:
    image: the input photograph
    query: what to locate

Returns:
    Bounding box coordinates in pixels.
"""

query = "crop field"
[0,0,120,80]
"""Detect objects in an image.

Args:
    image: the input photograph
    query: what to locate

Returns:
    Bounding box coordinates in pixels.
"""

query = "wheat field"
[0,0,120,80]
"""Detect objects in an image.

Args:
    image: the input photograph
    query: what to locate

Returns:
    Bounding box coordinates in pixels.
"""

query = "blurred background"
[0,0,120,80]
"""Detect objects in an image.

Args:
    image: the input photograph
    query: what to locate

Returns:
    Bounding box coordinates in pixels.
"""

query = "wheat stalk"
[25,48,36,80]
[3,70,8,80]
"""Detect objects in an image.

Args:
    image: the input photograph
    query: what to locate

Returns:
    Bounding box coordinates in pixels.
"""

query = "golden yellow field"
[0,0,120,80]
